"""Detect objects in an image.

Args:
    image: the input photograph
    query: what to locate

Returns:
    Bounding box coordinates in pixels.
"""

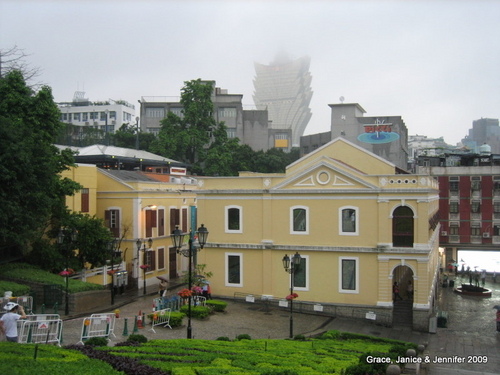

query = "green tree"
[0,70,80,259]
[151,79,216,174]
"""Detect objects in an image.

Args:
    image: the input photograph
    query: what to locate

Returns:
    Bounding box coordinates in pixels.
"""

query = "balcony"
[470,235,482,244]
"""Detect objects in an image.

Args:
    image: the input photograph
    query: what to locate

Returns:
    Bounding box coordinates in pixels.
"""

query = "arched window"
[392,206,414,247]
[339,206,358,235]
[225,205,242,233]
[290,206,308,234]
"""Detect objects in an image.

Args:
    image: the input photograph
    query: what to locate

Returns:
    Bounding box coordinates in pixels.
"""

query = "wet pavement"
[56,275,500,374]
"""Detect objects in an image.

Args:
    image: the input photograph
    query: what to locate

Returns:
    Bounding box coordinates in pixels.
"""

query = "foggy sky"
[2,0,500,145]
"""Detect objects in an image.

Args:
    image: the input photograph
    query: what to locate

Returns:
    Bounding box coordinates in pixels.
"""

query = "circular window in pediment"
[316,171,331,185]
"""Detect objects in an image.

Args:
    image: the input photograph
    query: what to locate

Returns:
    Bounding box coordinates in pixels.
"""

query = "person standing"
[406,280,414,300]
[481,270,487,287]
[493,270,497,283]
[158,279,168,297]
[392,282,402,301]
[0,302,27,342]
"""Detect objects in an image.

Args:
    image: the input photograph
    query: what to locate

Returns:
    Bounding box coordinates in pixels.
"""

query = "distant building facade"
[461,118,500,154]
[58,92,136,135]
[301,103,409,171]
[139,83,286,152]
[416,145,500,268]
[253,55,313,148]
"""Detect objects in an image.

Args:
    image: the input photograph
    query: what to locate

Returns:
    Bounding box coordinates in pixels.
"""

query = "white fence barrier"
[149,308,172,333]
[18,318,63,346]
[2,296,34,314]
[78,313,116,344]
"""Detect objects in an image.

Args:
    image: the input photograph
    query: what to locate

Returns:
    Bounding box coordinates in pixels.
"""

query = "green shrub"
[147,311,185,328]
[0,263,104,293]
[0,281,31,297]
[84,336,108,346]
[205,299,228,312]
[293,334,306,341]
[236,334,251,340]
[127,334,148,343]
[180,305,211,319]
[216,336,231,341]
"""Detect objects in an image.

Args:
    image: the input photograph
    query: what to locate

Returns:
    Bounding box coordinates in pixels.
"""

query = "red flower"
[285,293,299,300]
[59,268,74,277]
[177,288,192,298]
[140,264,150,270]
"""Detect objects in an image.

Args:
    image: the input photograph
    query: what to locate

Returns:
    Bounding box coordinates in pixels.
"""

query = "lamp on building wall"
[282,252,302,339]
[171,224,209,339]
[136,238,153,295]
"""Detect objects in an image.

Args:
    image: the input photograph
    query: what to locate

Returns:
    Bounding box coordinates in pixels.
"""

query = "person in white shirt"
[0,302,27,342]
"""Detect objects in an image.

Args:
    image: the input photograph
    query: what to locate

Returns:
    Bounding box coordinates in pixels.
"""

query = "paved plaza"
[57,276,500,374]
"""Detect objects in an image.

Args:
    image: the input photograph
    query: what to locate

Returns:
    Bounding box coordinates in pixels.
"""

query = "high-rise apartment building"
[461,118,500,154]
[417,145,500,268]
[253,54,313,148]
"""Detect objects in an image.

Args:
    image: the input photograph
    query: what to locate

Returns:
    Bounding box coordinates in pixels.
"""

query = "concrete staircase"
[392,299,413,328]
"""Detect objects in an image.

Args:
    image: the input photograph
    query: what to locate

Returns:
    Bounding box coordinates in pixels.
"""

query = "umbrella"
[156,276,168,282]
[493,305,500,310]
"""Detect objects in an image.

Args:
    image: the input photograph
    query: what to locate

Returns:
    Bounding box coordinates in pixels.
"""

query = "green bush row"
[0,343,121,374]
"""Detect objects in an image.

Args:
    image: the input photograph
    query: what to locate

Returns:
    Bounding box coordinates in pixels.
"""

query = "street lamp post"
[58,228,78,316]
[136,238,153,295]
[171,224,209,339]
[282,252,302,339]
[108,238,119,305]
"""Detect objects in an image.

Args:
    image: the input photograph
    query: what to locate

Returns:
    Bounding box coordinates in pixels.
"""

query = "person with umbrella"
[157,276,168,297]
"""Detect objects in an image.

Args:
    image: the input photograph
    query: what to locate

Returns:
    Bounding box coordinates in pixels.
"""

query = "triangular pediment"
[273,160,378,190]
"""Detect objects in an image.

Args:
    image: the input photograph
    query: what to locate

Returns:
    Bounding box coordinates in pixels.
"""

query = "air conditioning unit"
[441,231,448,236]
[85,121,90,125]
[483,232,490,238]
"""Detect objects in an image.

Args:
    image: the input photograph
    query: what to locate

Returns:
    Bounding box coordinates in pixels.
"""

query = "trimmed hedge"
[205,299,228,312]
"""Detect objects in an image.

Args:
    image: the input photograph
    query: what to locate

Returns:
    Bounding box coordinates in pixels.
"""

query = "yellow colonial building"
[196,138,440,331]
[61,161,198,293]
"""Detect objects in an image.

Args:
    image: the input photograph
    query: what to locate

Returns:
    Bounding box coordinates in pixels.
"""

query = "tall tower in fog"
[253,53,313,147]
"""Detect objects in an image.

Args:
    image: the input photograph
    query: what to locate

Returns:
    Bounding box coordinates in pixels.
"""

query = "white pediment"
[273,160,378,190]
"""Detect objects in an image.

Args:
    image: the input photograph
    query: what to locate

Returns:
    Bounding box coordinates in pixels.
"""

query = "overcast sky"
[2,0,499,145]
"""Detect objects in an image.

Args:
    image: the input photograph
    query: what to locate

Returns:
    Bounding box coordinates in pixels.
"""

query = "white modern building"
[58,91,136,134]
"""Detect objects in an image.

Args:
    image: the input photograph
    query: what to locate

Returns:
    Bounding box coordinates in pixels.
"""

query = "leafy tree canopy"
[0,70,80,258]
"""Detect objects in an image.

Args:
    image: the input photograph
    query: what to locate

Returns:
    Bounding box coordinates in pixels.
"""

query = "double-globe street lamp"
[57,228,78,316]
[171,224,209,339]
[136,238,153,295]
[282,252,302,339]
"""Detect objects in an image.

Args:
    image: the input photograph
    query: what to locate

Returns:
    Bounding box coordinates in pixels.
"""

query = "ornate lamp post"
[58,228,78,316]
[282,252,302,339]
[136,238,153,295]
[171,224,209,339]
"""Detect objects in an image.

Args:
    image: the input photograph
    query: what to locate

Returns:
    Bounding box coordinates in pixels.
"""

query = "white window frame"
[291,254,309,291]
[225,205,243,233]
[339,256,359,294]
[225,252,243,287]
[339,206,359,236]
[290,205,309,235]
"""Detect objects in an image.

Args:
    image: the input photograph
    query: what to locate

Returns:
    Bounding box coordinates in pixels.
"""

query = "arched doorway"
[392,265,414,328]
